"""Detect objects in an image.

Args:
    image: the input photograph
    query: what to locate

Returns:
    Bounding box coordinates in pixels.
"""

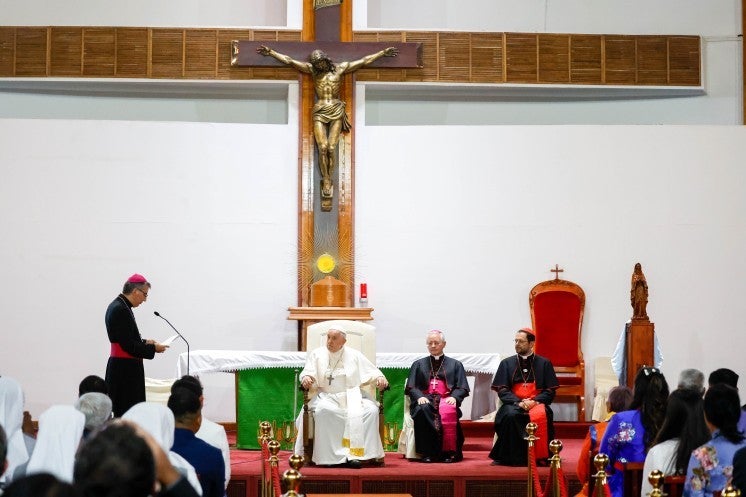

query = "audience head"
[709,368,739,389]
[426,330,446,357]
[652,388,711,474]
[606,385,633,413]
[74,393,112,434]
[325,328,347,353]
[78,376,108,398]
[171,375,203,399]
[0,423,7,476]
[631,366,670,450]
[74,421,156,497]
[3,472,80,497]
[678,368,706,396]
[704,383,745,444]
[167,388,202,432]
[0,376,30,480]
[26,405,85,483]
[121,402,175,454]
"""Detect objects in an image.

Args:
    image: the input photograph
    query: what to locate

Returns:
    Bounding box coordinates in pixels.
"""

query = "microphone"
[154,311,190,376]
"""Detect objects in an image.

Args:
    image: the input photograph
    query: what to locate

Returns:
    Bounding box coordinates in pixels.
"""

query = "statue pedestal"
[625,320,655,386]
[288,306,374,350]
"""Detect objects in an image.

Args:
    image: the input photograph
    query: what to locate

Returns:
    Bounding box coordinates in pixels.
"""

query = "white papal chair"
[301,319,383,463]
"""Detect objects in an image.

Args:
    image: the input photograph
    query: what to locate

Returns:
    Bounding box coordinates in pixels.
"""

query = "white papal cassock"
[294,345,385,465]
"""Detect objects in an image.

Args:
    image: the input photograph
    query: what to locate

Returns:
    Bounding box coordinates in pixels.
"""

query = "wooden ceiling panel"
[355,31,406,81]
[83,28,115,77]
[506,33,537,83]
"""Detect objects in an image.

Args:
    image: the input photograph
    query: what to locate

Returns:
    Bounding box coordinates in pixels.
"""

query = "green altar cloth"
[236,367,409,450]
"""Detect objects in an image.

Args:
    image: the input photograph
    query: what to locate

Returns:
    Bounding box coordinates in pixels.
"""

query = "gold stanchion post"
[548,439,563,497]
[525,422,538,497]
[282,454,305,497]
[592,453,610,497]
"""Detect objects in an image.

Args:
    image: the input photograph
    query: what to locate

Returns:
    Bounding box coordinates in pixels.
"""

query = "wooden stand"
[625,319,655,387]
[288,306,374,351]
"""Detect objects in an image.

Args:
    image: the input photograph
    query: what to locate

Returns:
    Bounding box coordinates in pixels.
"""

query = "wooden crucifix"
[230,1,421,323]
[551,264,564,280]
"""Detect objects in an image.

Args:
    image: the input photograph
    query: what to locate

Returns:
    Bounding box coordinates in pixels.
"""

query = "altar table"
[177,350,499,450]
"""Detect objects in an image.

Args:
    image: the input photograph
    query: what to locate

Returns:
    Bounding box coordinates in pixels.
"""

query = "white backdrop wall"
[355,123,746,417]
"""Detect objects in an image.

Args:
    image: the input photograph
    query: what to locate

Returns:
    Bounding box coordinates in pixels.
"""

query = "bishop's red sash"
[512,382,549,459]
[426,377,458,452]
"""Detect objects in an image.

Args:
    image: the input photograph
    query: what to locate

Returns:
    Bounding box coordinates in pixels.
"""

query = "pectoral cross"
[326,370,334,384]
[430,377,439,390]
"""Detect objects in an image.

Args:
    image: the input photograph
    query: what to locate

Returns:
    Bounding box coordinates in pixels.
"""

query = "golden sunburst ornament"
[316,253,336,274]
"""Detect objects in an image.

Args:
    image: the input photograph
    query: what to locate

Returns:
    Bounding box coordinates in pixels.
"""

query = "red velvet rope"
[528,442,571,497]
[261,439,271,482]
[271,465,282,497]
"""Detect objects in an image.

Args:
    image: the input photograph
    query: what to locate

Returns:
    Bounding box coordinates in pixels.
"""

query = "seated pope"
[294,327,389,467]
[489,327,559,466]
[405,330,470,463]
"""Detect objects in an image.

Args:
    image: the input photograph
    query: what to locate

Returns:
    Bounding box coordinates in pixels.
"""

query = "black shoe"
[442,456,455,463]
[346,459,362,469]
[421,456,434,463]
[490,460,502,466]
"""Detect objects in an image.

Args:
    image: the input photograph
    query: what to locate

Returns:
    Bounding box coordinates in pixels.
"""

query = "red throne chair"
[529,270,586,421]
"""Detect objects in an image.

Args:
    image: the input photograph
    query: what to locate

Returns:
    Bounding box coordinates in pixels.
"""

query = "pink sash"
[427,377,458,452]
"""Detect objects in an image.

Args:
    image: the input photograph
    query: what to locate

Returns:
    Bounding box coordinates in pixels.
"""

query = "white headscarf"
[25,405,85,482]
[0,376,30,484]
[122,402,203,496]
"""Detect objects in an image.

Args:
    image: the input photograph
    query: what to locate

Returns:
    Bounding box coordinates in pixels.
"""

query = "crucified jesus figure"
[257,45,398,210]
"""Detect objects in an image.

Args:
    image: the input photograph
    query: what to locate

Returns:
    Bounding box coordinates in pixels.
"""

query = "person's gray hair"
[327,327,347,337]
[426,329,446,342]
[678,368,706,395]
[75,392,113,431]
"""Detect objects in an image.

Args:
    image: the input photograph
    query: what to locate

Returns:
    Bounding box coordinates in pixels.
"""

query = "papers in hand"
[160,334,179,347]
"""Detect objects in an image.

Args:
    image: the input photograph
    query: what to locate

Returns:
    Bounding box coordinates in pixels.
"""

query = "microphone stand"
[154,311,190,376]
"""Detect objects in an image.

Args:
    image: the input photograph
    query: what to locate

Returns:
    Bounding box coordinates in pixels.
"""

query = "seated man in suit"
[489,327,559,466]
[405,330,470,463]
[295,327,389,468]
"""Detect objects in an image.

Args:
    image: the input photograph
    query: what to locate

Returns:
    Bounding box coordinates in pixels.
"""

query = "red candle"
[360,283,368,299]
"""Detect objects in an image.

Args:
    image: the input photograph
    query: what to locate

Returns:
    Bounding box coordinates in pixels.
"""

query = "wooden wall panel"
[151,29,184,78]
[83,28,115,77]
[0,26,700,87]
[354,31,407,82]
[15,27,47,76]
[470,33,503,83]
[116,28,148,77]
[438,32,471,82]
[668,36,701,86]
[539,34,570,83]
[570,35,603,84]
[605,35,637,84]
[401,32,436,82]
[0,28,14,76]
[637,36,668,85]
[506,33,537,83]
[184,29,217,79]
[50,27,82,76]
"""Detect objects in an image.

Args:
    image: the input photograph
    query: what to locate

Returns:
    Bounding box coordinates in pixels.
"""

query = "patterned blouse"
[684,431,746,497]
